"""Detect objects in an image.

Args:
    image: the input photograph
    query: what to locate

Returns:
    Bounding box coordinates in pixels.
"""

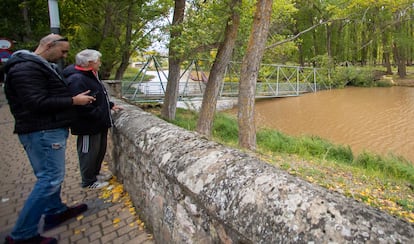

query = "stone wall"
[107,97,414,243]
[102,80,122,98]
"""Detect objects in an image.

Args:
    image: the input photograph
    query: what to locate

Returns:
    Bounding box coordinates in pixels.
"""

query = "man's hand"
[72,90,96,105]
[111,105,123,112]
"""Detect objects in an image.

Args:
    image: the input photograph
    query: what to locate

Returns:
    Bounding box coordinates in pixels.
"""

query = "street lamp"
[48,0,60,34]
[48,0,64,71]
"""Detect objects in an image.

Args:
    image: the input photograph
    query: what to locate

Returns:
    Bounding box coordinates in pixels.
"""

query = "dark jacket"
[4,50,75,134]
[63,64,114,135]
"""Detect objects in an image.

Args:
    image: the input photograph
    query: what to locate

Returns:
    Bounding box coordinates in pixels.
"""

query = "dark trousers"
[77,129,108,187]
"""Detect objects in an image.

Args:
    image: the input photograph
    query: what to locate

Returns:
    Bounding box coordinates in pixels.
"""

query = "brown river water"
[230,86,414,163]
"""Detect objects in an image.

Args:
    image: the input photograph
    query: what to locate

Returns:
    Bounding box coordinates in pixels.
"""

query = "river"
[232,86,414,163]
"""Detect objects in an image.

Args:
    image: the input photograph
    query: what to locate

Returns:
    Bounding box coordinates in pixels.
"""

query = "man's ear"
[48,41,56,48]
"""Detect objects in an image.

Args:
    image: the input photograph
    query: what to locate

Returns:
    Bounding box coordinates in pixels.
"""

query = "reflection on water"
[233,86,414,163]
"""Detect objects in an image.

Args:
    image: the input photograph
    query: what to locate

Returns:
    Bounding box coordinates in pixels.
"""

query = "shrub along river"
[247,86,414,163]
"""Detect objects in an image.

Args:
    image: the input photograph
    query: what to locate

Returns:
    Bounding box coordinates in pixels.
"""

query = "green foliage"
[60,0,170,79]
[169,108,198,131]
[257,129,353,163]
[354,152,414,185]
[256,129,293,152]
[1,0,413,82]
[311,54,335,70]
[0,0,50,50]
[332,67,376,87]
[223,77,240,83]
[170,110,238,144]
[375,80,393,87]
[212,113,239,144]
[262,39,298,64]
[258,65,277,82]
[119,67,140,80]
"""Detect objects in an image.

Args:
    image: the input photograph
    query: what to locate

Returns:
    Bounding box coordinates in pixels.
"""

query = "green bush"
[332,67,375,87]
[375,79,393,87]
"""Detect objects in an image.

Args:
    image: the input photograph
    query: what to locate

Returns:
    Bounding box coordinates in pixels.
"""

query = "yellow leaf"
[112,192,120,202]
[76,215,84,221]
[113,218,121,224]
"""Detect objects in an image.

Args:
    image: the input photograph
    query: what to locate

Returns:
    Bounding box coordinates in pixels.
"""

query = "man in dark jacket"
[63,49,121,190]
[3,34,96,244]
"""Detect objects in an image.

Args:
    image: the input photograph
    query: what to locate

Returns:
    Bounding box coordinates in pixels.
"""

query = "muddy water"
[235,86,414,162]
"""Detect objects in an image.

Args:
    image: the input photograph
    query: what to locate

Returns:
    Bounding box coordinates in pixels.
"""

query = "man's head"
[75,49,102,72]
[35,33,70,63]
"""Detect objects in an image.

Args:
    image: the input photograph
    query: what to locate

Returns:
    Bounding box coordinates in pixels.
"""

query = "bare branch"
[265,18,345,50]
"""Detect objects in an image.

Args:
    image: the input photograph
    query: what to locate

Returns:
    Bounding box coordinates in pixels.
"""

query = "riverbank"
[386,72,414,87]
[394,78,414,87]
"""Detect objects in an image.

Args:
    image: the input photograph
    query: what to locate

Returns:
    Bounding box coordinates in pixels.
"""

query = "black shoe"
[4,235,57,244]
[43,203,88,231]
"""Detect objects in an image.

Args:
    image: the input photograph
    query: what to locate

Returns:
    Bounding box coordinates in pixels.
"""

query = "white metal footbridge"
[122,56,332,102]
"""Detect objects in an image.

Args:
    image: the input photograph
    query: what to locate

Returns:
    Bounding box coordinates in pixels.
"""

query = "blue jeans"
[11,128,69,240]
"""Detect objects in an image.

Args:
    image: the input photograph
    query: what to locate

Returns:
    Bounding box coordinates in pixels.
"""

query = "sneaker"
[96,172,112,182]
[43,204,88,231]
[4,235,57,244]
[84,181,109,190]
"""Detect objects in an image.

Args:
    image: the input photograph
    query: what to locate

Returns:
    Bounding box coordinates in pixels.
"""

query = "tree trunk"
[196,0,241,137]
[326,23,332,60]
[161,0,185,120]
[381,32,392,74]
[99,3,117,80]
[21,1,32,42]
[383,52,392,75]
[238,0,273,150]
[393,42,406,78]
[115,2,134,80]
[360,29,367,65]
[298,43,305,67]
[115,52,131,80]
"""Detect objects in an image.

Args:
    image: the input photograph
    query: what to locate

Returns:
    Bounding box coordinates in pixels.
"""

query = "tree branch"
[265,18,345,50]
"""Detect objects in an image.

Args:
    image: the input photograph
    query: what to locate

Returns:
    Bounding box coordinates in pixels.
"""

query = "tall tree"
[114,0,166,80]
[161,0,185,120]
[196,0,241,137]
[60,0,168,79]
[238,0,273,150]
[0,0,50,49]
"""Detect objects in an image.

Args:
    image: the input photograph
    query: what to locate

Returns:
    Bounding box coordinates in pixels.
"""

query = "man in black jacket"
[63,49,121,190]
[3,34,96,244]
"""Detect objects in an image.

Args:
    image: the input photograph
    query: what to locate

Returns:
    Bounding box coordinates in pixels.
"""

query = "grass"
[153,107,414,224]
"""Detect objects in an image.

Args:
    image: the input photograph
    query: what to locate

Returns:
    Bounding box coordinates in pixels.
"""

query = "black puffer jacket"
[4,50,75,134]
[63,64,114,135]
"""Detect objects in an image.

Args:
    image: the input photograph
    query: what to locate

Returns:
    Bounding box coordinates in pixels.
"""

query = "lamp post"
[48,0,60,34]
[48,0,65,71]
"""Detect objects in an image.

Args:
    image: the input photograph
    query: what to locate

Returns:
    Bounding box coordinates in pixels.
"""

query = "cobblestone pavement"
[0,87,154,244]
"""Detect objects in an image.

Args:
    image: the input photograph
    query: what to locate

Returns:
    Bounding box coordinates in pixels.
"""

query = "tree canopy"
[1,0,412,78]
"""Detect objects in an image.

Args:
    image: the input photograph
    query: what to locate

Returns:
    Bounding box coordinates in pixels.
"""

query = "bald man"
[3,34,95,244]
